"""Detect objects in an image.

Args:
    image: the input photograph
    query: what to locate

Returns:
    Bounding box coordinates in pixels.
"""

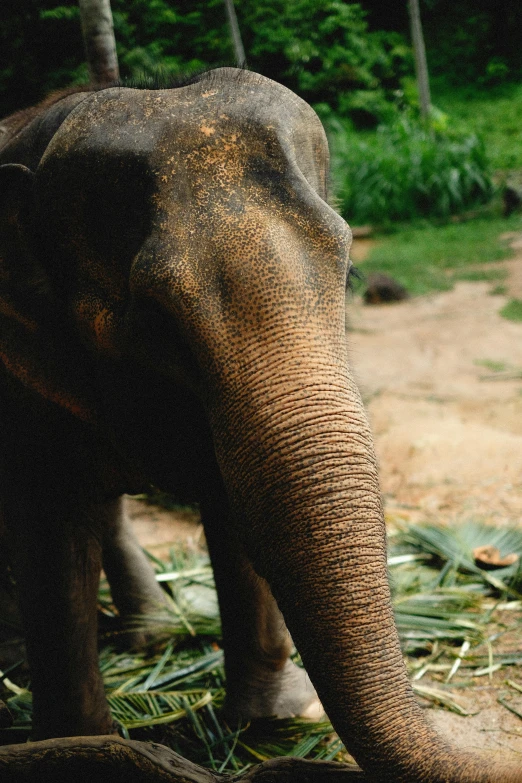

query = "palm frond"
[1,521,521,771]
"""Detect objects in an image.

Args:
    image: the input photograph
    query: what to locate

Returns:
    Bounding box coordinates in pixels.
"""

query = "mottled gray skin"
[0,69,520,782]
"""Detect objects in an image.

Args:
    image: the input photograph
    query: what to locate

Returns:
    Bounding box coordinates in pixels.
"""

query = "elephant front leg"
[6,499,115,739]
[202,498,323,724]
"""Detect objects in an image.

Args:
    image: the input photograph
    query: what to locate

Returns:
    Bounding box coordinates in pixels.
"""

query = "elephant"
[0,67,520,782]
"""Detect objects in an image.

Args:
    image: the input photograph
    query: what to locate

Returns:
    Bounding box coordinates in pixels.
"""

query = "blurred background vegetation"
[2,0,522,283]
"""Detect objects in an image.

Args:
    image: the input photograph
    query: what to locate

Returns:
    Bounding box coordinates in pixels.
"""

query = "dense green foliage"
[4,0,518,117]
[0,0,410,123]
[433,81,522,172]
[3,0,516,115]
[0,1,512,226]
[331,113,492,224]
[423,0,522,86]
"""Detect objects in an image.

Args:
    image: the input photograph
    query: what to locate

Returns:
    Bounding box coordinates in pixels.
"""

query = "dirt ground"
[128,232,522,761]
[349,234,522,526]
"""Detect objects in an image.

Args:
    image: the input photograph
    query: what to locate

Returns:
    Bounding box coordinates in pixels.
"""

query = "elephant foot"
[115,628,156,651]
[31,699,118,741]
[224,659,325,724]
[113,612,174,652]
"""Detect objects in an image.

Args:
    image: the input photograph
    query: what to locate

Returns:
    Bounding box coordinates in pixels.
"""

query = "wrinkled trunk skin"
[159,189,521,781]
[157,199,522,781]
[205,349,519,783]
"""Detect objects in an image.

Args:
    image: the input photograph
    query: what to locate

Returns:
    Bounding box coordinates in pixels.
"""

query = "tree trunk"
[223,0,246,67]
[78,0,120,87]
[0,735,365,782]
[408,0,431,121]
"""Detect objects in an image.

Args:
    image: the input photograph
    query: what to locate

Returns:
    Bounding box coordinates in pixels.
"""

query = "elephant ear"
[0,165,97,422]
[0,162,35,239]
[0,163,53,308]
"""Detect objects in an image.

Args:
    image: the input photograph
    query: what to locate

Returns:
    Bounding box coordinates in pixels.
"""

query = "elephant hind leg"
[201,495,323,723]
[102,497,170,648]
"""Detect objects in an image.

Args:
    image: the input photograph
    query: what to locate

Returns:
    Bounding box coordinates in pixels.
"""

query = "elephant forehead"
[35,72,345,279]
[39,70,329,199]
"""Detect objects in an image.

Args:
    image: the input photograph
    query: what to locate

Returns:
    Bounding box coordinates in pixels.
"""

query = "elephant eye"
[346,264,363,292]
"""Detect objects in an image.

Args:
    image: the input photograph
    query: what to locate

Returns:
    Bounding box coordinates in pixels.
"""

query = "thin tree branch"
[223,0,247,67]
[408,0,431,121]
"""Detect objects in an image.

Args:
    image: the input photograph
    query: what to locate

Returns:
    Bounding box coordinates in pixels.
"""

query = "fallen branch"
[0,735,366,782]
[236,756,365,781]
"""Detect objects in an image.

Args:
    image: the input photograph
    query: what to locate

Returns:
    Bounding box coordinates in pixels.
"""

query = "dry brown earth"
[350,234,522,526]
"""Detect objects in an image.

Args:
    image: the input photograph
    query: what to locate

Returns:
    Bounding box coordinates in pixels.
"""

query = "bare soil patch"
[349,252,522,525]
[124,496,202,557]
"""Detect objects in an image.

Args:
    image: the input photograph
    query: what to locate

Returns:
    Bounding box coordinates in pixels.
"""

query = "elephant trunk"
[146,193,520,780]
[206,343,521,783]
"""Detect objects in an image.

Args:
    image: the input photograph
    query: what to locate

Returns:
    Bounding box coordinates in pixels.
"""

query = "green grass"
[358,215,520,296]
[490,284,508,296]
[499,298,522,322]
[452,267,507,284]
[432,81,522,172]
[474,359,509,373]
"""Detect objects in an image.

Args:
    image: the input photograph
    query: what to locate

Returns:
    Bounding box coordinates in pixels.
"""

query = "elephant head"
[3,69,521,782]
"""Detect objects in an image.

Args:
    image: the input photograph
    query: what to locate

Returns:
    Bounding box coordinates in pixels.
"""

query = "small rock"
[503,184,522,217]
[364,273,409,305]
[473,544,519,570]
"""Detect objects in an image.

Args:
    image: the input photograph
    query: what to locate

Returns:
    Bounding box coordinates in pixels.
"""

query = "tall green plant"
[330,113,492,224]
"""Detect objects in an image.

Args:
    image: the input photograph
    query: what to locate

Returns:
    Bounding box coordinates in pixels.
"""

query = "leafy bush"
[330,113,493,224]
[360,0,522,87]
[240,1,410,125]
[433,81,522,172]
